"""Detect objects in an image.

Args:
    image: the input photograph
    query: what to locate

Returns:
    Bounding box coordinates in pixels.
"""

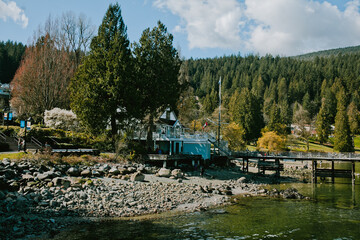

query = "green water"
[54,183,360,240]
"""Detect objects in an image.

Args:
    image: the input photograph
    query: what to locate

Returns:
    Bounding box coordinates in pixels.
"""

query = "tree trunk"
[306,139,309,152]
[111,115,117,143]
[146,114,154,152]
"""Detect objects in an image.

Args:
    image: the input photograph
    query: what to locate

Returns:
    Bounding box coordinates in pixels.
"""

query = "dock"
[235,152,359,184]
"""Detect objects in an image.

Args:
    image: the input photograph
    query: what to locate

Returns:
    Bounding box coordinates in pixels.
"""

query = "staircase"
[0,132,42,152]
[0,132,18,151]
[208,139,232,156]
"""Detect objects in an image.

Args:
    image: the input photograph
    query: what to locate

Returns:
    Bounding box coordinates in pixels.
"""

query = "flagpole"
[218,77,221,149]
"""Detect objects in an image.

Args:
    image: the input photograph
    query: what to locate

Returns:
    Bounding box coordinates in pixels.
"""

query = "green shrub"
[0,126,20,137]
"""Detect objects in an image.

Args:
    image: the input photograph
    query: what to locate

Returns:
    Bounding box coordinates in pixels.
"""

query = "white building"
[136,108,213,160]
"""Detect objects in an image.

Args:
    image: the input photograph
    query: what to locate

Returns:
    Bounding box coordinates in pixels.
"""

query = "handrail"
[31,136,42,148]
[208,139,231,156]
[49,136,60,145]
[0,131,7,142]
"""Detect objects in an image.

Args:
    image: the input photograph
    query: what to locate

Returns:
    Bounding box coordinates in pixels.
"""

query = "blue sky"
[1,0,360,59]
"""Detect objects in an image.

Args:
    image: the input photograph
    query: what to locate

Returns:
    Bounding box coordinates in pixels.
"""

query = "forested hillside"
[0,41,26,84]
[295,45,360,60]
[180,53,360,151]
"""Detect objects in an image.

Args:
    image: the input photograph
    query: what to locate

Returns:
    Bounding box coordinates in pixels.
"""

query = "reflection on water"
[53,183,360,240]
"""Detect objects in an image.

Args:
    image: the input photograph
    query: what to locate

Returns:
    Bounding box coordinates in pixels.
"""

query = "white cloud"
[154,0,244,49]
[0,0,28,28]
[245,0,360,56]
[154,0,360,56]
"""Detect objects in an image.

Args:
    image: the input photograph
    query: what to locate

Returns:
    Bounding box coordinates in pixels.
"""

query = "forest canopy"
[180,52,360,149]
[0,41,26,84]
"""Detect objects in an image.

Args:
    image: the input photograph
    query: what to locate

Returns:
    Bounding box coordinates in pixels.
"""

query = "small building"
[136,108,212,161]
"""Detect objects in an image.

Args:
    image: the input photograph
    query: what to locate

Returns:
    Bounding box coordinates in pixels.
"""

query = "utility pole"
[218,77,221,149]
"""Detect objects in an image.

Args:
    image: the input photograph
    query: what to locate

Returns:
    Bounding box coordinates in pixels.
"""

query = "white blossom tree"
[44,108,79,131]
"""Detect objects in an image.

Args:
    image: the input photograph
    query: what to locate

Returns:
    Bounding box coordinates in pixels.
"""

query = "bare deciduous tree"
[10,13,95,121]
[11,35,75,121]
[61,12,95,58]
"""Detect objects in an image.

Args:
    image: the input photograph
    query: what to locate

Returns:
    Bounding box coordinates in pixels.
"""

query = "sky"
[1,0,360,59]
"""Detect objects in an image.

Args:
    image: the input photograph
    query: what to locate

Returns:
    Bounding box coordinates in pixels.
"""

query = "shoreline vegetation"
[0,154,309,240]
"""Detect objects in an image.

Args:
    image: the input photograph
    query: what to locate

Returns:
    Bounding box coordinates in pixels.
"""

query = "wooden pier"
[236,152,359,184]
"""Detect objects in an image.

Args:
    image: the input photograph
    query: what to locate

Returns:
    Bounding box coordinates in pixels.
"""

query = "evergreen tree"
[268,102,287,135]
[316,97,332,143]
[230,88,263,142]
[351,90,360,109]
[347,101,360,135]
[70,3,136,140]
[133,21,182,149]
[0,41,26,83]
[334,89,354,152]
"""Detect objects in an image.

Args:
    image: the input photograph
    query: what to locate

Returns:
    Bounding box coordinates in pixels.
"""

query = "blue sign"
[8,113,12,121]
[20,120,25,128]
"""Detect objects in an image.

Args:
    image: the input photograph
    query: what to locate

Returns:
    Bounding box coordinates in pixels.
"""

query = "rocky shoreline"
[0,158,308,239]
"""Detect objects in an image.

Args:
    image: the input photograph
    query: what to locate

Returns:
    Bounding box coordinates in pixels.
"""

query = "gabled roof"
[157,108,182,127]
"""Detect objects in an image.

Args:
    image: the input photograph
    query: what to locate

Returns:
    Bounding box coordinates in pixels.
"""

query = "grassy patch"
[353,135,360,149]
[0,152,30,160]
[287,140,334,152]
[246,145,257,151]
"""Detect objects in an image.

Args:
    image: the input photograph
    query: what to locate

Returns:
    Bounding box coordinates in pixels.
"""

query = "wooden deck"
[145,154,202,168]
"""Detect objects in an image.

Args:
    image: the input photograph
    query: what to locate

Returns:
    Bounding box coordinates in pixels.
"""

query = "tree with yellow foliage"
[257,131,286,152]
[223,122,246,151]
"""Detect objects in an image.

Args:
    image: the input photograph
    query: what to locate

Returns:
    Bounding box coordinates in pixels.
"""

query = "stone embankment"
[0,158,307,239]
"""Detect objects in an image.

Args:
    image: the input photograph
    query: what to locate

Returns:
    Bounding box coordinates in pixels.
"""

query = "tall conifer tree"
[334,89,354,152]
[133,21,182,149]
[70,3,136,140]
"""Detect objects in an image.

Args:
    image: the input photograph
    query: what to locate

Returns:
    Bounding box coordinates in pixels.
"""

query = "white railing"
[133,127,217,141]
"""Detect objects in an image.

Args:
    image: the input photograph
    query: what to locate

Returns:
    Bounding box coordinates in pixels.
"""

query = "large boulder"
[171,169,183,179]
[22,174,34,181]
[100,164,111,172]
[66,167,80,177]
[157,168,171,178]
[130,172,145,182]
[52,177,71,188]
[145,166,158,174]
[80,168,91,177]
[0,169,17,179]
[91,170,101,177]
[36,171,55,181]
[118,167,128,175]
[2,158,10,166]
[237,177,247,183]
[127,167,137,173]
[109,167,120,176]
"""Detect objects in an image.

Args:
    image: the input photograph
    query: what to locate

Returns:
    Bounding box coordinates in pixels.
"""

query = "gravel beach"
[0,157,308,239]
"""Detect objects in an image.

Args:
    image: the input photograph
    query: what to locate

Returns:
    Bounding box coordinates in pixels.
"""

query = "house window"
[166,111,170,120]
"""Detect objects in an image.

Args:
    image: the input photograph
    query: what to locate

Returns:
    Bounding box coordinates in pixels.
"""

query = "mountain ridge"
[294,45,360,60]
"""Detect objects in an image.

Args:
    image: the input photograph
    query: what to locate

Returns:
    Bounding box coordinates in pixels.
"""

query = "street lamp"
[21,117,32,153]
